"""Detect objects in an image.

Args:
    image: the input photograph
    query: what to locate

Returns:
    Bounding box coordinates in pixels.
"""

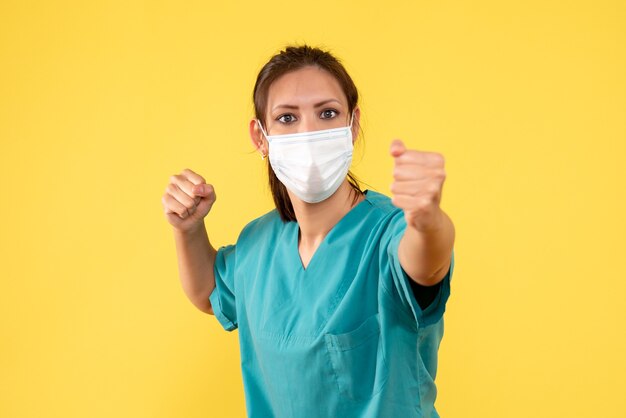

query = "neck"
[289,181,364,246]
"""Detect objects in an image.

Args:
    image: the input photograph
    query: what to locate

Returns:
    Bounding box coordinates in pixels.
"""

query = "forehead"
[266,66,347,108]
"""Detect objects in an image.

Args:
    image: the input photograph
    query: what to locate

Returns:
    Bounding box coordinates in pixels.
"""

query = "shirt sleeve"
[382,212,455,328]
[208,244,238,331]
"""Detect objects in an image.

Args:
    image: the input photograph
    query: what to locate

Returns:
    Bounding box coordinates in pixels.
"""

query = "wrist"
[408,207,446,234]
[173,221,206,238]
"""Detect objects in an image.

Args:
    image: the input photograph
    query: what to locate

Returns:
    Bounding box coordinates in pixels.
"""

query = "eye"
[320,109,338,119]
[277,113,297,123]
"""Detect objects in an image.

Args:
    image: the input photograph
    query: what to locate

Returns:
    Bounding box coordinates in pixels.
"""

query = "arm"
[173,224,217,315]
[398,209,455,286]
[390,140,456,286]
[162,168,218,314]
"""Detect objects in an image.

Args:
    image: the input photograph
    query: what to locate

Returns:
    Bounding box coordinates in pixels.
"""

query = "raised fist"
[162,168,216,232]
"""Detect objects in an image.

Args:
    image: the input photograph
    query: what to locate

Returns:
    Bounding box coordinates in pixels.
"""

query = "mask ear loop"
[255,119,269,160]
[256,119,269,137]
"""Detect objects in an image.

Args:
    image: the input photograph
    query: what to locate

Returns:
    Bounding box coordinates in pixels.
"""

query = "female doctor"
[162,45,456,418]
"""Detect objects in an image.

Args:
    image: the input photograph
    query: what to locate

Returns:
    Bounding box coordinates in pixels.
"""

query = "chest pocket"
[324,312,389,402]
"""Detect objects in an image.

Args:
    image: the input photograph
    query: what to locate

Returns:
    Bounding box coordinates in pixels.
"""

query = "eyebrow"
[271,99,342,112]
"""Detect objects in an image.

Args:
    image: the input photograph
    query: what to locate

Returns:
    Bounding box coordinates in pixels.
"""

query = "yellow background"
[1,0,624,417]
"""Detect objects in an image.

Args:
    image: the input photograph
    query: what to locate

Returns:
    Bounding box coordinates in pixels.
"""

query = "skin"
[162,65,455,316]
[249,66,364,269]
[249,66,455,284]
[391,140,456,285]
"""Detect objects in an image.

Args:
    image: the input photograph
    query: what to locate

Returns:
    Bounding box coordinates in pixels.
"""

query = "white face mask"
[256,113,355,204]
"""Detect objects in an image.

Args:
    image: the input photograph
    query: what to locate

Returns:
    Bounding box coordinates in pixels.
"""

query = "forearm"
[173,223,217,314]
[398,209,455,286]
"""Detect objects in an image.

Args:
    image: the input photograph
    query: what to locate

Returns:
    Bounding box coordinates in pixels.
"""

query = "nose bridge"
[298,113,316,133]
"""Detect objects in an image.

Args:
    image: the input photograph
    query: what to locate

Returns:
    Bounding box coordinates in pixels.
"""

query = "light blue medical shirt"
[209,190,455,418]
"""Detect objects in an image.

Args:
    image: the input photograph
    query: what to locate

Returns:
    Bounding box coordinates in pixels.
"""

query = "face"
[249,66,360,155]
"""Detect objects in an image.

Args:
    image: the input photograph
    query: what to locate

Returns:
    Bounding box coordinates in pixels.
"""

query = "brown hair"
[253,44,363,222]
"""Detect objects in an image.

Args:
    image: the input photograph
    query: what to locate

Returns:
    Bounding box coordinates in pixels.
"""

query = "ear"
[249,119,268,156]
[351,107,361,144]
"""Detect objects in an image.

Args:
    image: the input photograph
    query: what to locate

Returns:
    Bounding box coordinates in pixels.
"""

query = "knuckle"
[418,197,432,208]
[172,199,184,212]
[183,198,195,209]
[166,183,176,194]
[182,168,203,183]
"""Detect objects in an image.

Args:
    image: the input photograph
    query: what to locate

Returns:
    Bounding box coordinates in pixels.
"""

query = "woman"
[162,45,456,418]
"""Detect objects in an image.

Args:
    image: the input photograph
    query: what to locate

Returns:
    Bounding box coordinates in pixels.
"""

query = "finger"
[391,193,419,209]
[390,179,431,196]
[392,165,428,181]
[170,174,198,198]
[192,183,214,198]
[180,168,206,186]
[389,139,406,158]
[393,166,445,182]
[162,193,191,218]
[395,150,445,167]
[166,183,196,209]
[391,194,435,210]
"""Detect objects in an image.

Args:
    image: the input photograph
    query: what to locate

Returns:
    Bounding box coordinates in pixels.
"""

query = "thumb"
[192,183,210,197]
[390,139,406,158]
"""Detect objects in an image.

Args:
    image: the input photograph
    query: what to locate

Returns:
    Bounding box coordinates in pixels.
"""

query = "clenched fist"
[162,168,216,232]
[390,139,446,232]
